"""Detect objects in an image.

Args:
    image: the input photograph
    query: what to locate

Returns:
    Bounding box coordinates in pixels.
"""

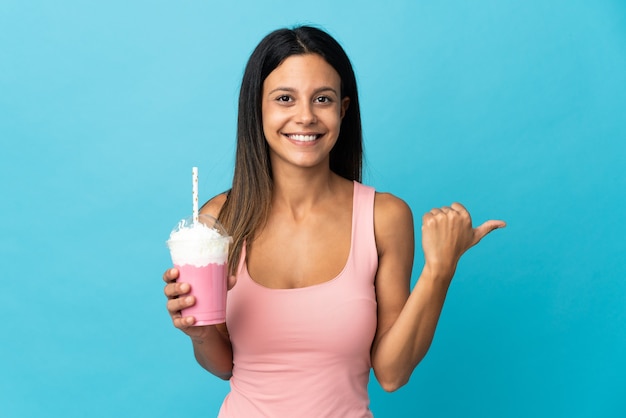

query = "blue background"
[1,1,625,417]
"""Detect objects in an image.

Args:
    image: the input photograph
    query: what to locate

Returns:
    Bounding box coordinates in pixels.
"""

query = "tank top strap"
[350,181,378,276]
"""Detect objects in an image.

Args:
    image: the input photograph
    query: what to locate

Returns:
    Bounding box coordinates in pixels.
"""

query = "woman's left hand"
[421,202,505,278]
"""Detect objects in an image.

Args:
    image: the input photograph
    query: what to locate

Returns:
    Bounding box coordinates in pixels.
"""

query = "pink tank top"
[218,182,378,418]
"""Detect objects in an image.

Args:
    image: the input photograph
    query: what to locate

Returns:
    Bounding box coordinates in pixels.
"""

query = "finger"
[450,202,467,212]
[440,206,452,213]
[173,315,195,329]
[429,207,444,215]
[472,220,507,245]
[167,295,195,314]
[162,268,179,284]
[169,306,192,328]
[164,281,191,299]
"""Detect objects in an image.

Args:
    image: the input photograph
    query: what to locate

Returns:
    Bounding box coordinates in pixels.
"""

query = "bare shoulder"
[373,192,414,256]
[199,192,228,218]
[374,192,413,231]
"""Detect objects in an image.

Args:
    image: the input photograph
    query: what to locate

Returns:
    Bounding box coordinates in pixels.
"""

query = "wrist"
[190,324,228,345]
[189,326,216,345]
[423,260,456,283]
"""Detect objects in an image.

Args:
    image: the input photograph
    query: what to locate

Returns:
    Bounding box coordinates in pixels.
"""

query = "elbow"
[373,356,422,392]
[372,346,427,392]
[216,371,233,381]
[373,365,412,392]
[199,362,233,381]
[194,354,233,380]
[378,375,409,393]
[201,361,233,381]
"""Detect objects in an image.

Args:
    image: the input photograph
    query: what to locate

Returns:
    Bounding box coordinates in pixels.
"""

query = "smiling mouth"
[285,134,322,142]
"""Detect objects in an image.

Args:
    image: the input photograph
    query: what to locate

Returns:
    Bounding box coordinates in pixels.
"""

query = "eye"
[315,96,332,104]
[276,95,292,103]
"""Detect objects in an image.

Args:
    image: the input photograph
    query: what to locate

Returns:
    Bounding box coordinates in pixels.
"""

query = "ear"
[340,97,350,119]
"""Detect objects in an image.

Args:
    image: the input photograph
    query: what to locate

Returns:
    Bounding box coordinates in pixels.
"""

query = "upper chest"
[247,203,353,289]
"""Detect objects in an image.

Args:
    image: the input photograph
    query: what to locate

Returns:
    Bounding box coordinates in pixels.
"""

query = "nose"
[296,102,317,125]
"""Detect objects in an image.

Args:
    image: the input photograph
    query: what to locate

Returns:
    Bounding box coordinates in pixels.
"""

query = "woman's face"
[261,53,350,173]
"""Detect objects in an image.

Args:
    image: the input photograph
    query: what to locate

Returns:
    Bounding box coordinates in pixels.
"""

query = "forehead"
[263,54,341,90]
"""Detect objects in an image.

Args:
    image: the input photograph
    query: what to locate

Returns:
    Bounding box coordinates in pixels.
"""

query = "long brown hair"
[218,25,363,275]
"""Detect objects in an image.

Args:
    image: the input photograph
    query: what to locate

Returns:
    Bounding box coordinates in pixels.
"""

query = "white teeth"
[288,134,318,142]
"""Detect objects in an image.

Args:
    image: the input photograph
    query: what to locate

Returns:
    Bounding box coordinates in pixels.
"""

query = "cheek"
[262,115,281,139]
[261,108,275,136]
[262,116,293,148]
[262,105,287,129]
[327,109,344,130]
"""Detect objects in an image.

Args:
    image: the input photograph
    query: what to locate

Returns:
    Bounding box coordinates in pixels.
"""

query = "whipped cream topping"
[167,221,230,267]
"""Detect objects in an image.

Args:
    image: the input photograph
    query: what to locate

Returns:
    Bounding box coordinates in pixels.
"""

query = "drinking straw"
[192,166,199,224]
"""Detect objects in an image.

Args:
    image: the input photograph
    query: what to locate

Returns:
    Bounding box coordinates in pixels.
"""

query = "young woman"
[163,26,505,417]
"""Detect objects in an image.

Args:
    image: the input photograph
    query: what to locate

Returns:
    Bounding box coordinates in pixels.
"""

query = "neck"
[271,165,341,217]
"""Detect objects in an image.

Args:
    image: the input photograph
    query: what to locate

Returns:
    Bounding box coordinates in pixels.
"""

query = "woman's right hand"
[163,268,213,339]
[163,267,234,379]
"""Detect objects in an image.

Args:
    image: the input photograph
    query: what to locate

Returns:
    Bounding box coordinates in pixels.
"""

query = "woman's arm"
[163,193,234,380]
[164,269,234,379]
[370,194,505,392]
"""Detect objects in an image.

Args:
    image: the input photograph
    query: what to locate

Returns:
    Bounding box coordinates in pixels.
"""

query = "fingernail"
[185,296,194,304]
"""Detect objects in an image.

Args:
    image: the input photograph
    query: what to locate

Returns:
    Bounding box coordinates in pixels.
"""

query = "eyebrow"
[267,86,339,96]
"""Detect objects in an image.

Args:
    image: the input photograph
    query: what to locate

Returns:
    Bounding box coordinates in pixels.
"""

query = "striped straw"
[192,166,199,224]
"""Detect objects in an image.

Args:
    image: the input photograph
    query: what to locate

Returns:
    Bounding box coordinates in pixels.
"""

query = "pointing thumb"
[472,220,507,245]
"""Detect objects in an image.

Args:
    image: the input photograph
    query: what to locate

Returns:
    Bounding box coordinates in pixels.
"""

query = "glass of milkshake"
[166,214,231,325]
